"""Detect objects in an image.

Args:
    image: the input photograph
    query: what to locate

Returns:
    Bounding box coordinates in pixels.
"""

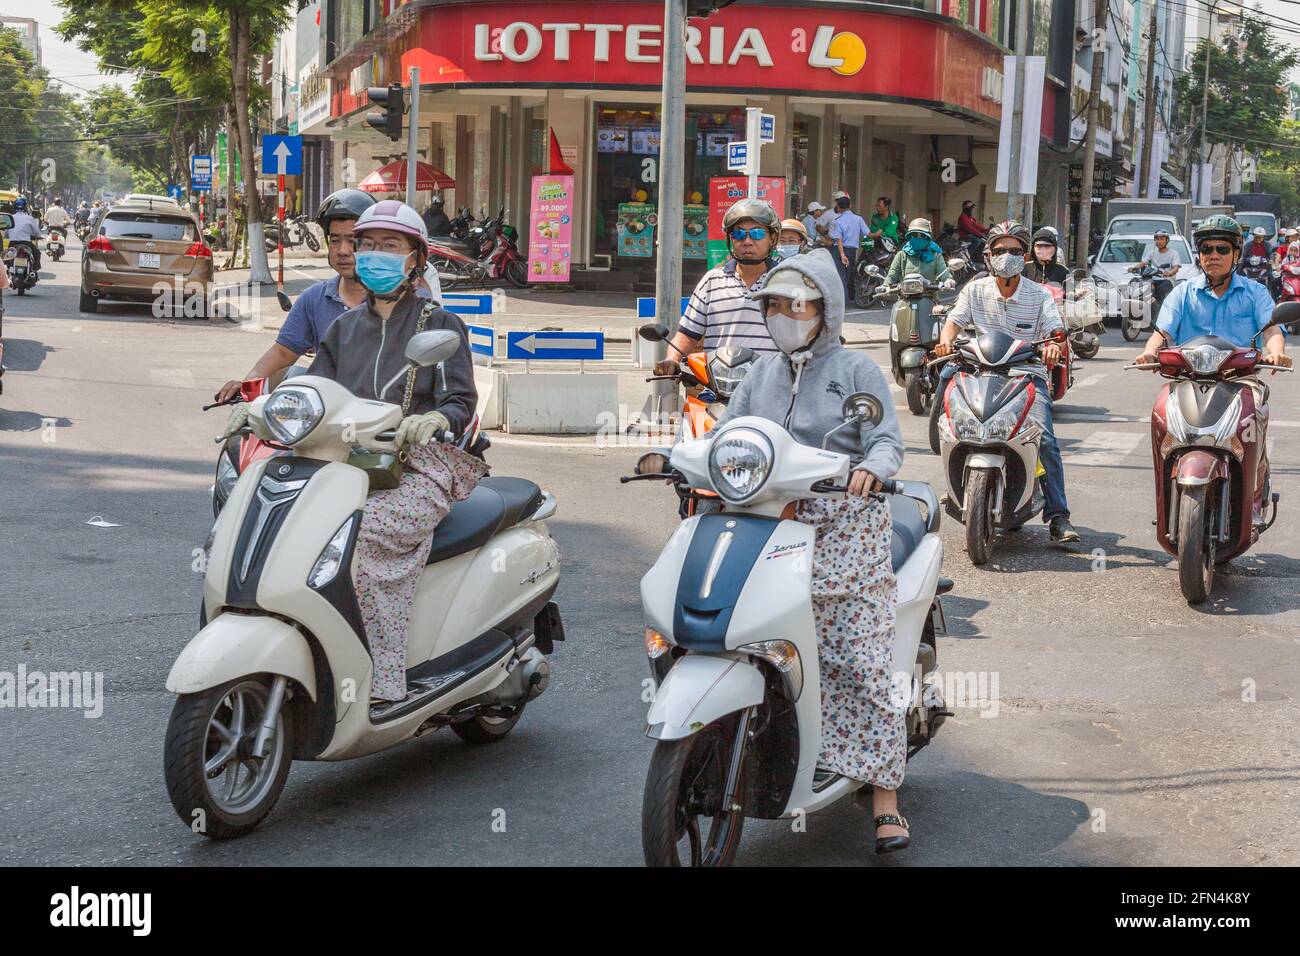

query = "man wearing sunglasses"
[1138,215,1291,372]
[654,199,780,374]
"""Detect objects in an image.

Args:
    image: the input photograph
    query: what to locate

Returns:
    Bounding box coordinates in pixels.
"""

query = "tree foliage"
[0,26,91,196]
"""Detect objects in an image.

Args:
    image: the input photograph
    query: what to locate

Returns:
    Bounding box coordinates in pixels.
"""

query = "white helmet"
[353,199,429,246]
[1252,227,1267,239]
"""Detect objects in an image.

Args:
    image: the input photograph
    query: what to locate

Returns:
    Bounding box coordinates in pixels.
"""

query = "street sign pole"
[406,67,421,208]
[745,107,760,199]
[278,172,285,287]
[652,0,688,426]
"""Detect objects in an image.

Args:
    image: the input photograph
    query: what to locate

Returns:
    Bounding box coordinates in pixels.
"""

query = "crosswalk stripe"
[1066,430,1144,466]
[1073,373,1105,389]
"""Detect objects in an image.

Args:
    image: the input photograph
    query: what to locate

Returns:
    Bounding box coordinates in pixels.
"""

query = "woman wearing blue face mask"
[883,218,954,296]
[777,218,811,260]
[304,200,487,704]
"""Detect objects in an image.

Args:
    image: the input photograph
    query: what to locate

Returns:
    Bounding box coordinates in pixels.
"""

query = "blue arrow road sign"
[637,296,691,319]
[261,134,302,176]
[507,331,604,361]
[466,324,494,357]
[167,184,185,201]
[442,293,494,315]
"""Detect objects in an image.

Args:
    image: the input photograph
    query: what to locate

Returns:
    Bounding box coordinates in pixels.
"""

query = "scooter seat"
[425,477,545,565]
[888,495,928,573]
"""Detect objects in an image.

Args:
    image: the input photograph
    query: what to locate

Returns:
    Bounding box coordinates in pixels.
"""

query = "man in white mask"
[933,220,1080,544]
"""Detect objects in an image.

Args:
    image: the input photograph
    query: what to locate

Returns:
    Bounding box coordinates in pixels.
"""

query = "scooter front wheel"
[903,368,928,416]
[642,718,747,867]
[964,469,996,566]
[1121,316,1144,342]
[1176,485,1215,605]
[1072,333,1100,360]
[164,677,294,839]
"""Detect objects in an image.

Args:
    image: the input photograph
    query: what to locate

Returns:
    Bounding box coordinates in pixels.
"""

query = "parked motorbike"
[45,228,66,262]
[430,209,527,289]
[852,235,899,308]
[203,221,229,252]
[937,225,985,289]
[1126,305,1294,604]
[870,268,955,415]
[932,327,1071,565]
[166,330,562,838]
[626,402,950,866]
[2,240,39,295]
[636,323,757,517]
[263,215,320,253]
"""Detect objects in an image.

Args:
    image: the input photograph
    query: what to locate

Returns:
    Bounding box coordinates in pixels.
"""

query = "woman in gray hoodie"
[715,247,911,854]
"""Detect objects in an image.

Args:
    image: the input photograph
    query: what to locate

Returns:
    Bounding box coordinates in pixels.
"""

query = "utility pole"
[406,66,421,207]
[1138,0,1160,197]
[1076,0,1109,267]
[651,0,688,423]
[1006,0,1030,223]
[1198,2,1218,204]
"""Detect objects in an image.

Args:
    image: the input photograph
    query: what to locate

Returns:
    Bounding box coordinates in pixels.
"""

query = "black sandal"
[874,813,910,855]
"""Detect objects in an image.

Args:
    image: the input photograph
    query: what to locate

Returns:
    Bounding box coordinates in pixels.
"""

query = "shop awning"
[358,161,455,194]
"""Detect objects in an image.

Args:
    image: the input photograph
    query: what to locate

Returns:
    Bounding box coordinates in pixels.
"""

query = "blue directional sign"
[190,154,212,192]
[637,296,691,319]
[507,330,604,361]
[260,134,303,176]
[466,324,494,358]
[726,140,749,172]
[442,293,494,316]
[166,183,185,201]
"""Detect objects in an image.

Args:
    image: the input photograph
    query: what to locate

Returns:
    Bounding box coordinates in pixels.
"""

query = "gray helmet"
[316,187,376,231]
[986,220,1032,253]
[723,198,778,234]
[1153,228,1170,239]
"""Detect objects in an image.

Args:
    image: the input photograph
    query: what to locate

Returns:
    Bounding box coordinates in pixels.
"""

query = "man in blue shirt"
[1139,215,1291,369]
[830,196,869,302]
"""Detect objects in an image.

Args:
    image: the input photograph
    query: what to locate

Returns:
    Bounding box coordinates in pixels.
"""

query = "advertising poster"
[707,177,786,267]
[617,201,656,258]
[631,128,661,155]
[596,127,630,153]
[683,204,709,259]
[527,175,574,282]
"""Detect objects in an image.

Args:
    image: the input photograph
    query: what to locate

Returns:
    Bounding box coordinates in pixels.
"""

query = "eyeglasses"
[989,245,1023,256]
[1033,241,1055,249]
[730,227,769,242]
[356,237,412,254]
[1198,243,1234,256]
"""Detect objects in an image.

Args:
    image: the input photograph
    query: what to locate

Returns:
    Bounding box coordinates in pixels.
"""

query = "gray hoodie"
[715,247,904,480]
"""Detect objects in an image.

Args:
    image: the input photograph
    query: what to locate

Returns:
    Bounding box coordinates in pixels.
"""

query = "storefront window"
[593,104,746,259]
[789,117,818,221]
[839,124,860,202]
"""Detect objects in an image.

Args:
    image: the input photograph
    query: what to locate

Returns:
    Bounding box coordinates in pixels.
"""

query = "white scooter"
[165,330,564,839]
[45,227,66,262]
[627,397,951,866]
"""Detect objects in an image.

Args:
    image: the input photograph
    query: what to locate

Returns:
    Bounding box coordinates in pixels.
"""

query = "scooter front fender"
[899,346,929,369]
[166,613,316,700]
[1174,450,1229,487]
[964,452,1006,473]
[645,655,764,741]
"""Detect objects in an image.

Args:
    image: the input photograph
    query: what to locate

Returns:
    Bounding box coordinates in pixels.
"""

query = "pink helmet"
[353,199,428,244]
[1289,241,1300,258]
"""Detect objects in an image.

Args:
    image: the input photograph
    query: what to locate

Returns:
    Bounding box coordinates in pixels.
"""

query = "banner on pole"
[995,55,1046,196]
[707,176,786,268]
[527,174,574,282]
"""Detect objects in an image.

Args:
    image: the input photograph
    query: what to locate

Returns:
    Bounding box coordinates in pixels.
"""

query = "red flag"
[547,128,574,175]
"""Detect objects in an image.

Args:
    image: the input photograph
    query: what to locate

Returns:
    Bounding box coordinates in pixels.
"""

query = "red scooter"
[429,208,527,289]
[1127,303,1294,604]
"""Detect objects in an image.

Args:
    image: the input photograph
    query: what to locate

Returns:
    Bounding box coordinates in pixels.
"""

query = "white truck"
[1104,198,1193,239]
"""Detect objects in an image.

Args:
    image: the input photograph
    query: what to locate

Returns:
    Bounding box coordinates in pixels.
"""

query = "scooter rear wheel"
[164,677,294,839]
[1176,485,1215,605]
[642,717,746,867]
[504,259,528,288]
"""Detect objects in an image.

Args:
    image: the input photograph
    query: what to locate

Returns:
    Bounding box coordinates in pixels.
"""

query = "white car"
[1089,234,1196,319]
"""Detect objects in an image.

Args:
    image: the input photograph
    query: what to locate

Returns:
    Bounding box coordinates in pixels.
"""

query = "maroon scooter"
[1127,302,1295,604]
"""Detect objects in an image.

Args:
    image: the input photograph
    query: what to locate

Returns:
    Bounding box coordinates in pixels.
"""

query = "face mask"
[767,310,822,354]
[355,250,412,295]
[904,236,929,257]
[988,252,1025,279]
[777,244,801,260]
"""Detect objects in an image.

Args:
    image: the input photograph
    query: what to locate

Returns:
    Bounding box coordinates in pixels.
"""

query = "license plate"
[14,257,28,270]
[139,253,160,268]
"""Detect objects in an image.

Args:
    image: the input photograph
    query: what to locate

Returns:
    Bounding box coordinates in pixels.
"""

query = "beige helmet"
[779,218,810,242]
[905,218,933,238]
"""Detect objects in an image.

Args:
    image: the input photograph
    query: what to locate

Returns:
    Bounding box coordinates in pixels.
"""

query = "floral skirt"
[796,495,905,789]
[354,442,489,702]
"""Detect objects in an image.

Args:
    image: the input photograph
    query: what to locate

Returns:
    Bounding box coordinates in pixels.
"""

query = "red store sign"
[336,2,1006,123]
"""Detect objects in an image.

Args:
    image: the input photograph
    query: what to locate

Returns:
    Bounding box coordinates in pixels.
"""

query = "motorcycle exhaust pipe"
[482,647,550,705]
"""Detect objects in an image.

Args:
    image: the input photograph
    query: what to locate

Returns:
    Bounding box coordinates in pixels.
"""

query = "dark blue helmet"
[13,197,27,211]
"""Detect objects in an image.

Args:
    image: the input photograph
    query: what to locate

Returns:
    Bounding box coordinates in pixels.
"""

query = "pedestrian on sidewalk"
[831,196,869,303]
[653,198,780,374]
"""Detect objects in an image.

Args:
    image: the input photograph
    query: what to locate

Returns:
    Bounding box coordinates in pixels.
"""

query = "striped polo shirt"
[678,259,778,354]
[946,274,1063,380]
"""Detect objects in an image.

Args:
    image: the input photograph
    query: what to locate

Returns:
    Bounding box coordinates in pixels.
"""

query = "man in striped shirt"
[655,199,779,373]
[933,220,1080,543]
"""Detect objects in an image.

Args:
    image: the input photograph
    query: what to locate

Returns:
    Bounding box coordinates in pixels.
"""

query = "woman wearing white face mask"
[714,248,912,854]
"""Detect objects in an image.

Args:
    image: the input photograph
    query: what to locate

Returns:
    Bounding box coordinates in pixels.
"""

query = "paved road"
[2,243,1297,866]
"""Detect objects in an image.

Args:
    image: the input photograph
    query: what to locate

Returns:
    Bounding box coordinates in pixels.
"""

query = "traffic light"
[686,0,736,17]
[366,84,405,141]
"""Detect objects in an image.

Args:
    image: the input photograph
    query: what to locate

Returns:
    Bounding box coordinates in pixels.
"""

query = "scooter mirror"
[406,329,462,367]
[1267,300,1300,331]
[638,323,670,342]
[0,214,12,231]
[276,291,292,313]
[866,265,883,277]
[841,392,883,427]
[947,258,966,272]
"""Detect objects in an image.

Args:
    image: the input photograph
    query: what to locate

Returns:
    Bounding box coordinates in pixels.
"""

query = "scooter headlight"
[707,428,773,502]
[308,514,358,589]
[740,640,803,699]
[947,395,984,443]
[900,275,925,297]
[213,451,239,510]
[981,402,1025,442]
[263,385,324,445]
[708,356,751,399]
[1182,344,1234,375]
[644,627,673,660]
[1211,394,1244,449]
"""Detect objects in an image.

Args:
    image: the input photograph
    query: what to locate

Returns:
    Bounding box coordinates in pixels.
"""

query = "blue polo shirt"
[1156,271,1275,348]
[831,211,868,250]
[276,277,350,355]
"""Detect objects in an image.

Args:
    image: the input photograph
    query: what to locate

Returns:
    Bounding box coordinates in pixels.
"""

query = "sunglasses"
[1198,243,1234,256]
[730,227,769,242]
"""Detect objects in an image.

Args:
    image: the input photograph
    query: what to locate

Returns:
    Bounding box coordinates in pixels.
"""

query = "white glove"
[942,278,956,290]
[220,403,249,439]
[394,411,451,449]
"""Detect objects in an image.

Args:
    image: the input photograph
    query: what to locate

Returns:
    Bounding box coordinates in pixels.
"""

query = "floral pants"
[796,495,905,790]
[355,442,489,702]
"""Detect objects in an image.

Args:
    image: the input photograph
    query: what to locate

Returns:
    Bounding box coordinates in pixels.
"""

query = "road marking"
[150,368,195,389]
[1066,430,1144,466]
[1056,412,1146,423]
[1073,373,1105,389]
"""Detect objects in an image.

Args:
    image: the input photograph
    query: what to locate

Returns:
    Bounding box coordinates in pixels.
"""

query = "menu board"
[596,127,630,153]
[683,204,708,259]
[632,128,661,155]
[617,202,657,258]
[527,175,574,283]
[704,132,731,157]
